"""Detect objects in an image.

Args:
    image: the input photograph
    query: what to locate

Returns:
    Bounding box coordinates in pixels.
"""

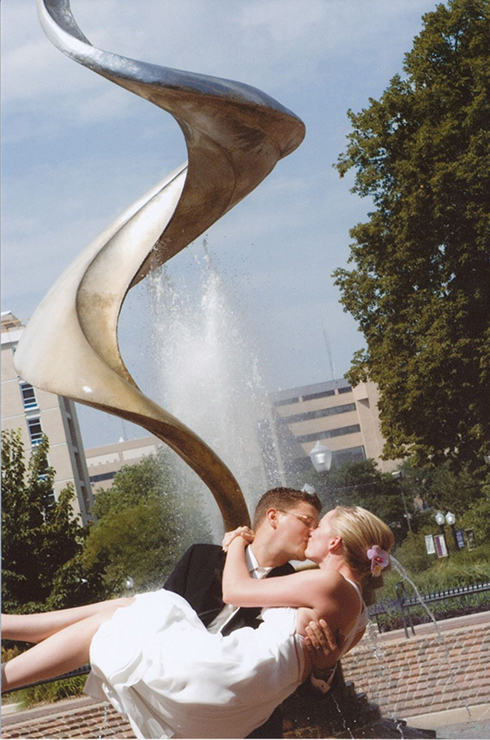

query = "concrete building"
[265,377,398,482]
[1,312,93,524]
[85,435,164,493]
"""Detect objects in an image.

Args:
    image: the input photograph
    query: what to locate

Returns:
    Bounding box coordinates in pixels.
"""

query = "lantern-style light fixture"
[445,511,456,526]
[435,511,445,527]
[309,441,332,474]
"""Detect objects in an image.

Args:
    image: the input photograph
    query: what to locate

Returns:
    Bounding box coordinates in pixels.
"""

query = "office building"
[264,377,398,482]
[1,312,93,524]
[85,435,164,493]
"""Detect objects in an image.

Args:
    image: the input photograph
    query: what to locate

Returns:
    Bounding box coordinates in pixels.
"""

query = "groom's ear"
[266,508,278,529]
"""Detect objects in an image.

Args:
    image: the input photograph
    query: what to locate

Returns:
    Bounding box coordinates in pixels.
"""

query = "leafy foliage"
[82,448,213,594]
[397,457,486,517]
[327,459,414,544]
[334,0,490,469]
[1,430,105,614]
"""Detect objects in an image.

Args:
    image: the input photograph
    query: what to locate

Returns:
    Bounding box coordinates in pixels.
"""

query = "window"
[89,471,117,484]
[302,390,335,401]
[273,396,300,407]
[282,402,356,424]
[20,382,38,410]
[332,446,366,466]
[338,386,352,394]
[296,424,361,444]
[27,417,43,446]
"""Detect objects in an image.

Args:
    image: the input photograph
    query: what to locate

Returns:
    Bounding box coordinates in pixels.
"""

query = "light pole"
[435,511,446,535]
[445,511,459,550]
[309,441,333,509]
[391,470,412,532]
[434,511,449,557]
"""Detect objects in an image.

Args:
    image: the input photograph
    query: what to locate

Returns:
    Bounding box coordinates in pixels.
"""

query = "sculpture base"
[282,667,436,739]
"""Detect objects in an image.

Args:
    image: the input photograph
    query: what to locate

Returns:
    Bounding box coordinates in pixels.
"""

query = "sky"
[2,0,440,449]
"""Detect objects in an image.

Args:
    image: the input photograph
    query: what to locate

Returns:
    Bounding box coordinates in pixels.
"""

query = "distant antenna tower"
[322,324,336,381]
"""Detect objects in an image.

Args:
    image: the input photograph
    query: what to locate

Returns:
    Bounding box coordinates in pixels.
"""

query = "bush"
[392,532,433,574]
[15,676,87,708]
[370,542,490,631]
[1,644,87,707]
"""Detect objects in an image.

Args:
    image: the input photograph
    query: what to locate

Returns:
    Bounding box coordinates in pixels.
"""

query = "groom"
[164,487,331,738]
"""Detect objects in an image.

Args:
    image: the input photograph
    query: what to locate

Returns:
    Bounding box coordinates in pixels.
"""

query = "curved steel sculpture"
[14,0,305,529]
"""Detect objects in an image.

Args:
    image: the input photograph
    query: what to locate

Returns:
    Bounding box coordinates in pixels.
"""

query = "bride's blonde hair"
[332,506,394,605]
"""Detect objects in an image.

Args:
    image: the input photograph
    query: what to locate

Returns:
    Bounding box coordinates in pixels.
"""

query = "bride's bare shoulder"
[314,570,360,612]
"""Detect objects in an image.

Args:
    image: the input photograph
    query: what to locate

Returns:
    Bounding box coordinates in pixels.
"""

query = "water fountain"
[9,3,473,738]
[146,245,273,534]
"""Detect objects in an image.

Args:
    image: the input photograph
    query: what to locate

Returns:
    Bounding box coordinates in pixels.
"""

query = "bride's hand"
[222,526,255,552]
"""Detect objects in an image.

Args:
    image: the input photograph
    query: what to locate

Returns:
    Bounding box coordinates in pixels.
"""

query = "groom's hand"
[305,619,342,670]
[222,526,255,552]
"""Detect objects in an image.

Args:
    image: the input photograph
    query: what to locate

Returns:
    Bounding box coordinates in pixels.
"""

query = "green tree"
[327,459,414,544]
[334,0,490,470]
[1,430,104,613]
[82,449,213,594]
[399,458,485,517]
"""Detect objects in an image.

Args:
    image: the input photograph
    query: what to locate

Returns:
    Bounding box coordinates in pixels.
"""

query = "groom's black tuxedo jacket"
[164,543,295,738]
[164,543,295,631]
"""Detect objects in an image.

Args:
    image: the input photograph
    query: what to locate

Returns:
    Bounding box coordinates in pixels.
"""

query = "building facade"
[85,435,164,493]
[1,312,93,524]
[265,377,398,482]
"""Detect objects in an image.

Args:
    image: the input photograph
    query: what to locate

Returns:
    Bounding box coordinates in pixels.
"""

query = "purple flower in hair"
[366,545,390,576]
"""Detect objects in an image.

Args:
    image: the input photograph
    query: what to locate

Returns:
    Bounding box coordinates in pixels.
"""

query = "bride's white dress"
[84,589,306,739]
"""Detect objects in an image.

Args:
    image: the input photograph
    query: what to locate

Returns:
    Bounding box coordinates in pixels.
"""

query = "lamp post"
[309,441,333,509]
[391,470,412,533]
[434,511,449,557]
[435,511,445,534]
[445,511,459,550]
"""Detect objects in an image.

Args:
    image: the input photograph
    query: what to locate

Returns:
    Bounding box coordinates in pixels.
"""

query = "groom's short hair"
[253,487,322,529]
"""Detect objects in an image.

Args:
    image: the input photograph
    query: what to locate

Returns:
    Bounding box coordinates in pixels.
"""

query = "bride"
[2,505,393,739]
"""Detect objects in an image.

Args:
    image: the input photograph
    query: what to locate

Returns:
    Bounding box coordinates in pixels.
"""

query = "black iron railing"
[369,580,490,638]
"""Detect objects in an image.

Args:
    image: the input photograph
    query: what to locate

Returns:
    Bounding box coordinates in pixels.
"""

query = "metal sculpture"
[15,0,305,529]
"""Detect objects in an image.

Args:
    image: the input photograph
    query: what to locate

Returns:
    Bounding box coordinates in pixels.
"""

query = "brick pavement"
[2,614,489,738]
[1,699,132,739]
[341,617,490,719]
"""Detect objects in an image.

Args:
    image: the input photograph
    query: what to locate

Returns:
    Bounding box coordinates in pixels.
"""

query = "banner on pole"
[425,535,436,555]
[434,534,448,558]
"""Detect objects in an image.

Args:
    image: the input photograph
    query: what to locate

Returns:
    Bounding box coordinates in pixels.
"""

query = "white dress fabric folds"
[85,589,305,739]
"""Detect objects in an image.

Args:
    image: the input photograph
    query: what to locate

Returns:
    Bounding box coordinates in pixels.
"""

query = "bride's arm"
[222,537,333,610]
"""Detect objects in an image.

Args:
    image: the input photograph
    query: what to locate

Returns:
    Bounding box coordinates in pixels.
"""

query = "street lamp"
[445,511,459,550]
[309,441,333,508]
[301,483,317,495]
[391,470,412,533]
[435,511,445,532]
[434,511,449,557]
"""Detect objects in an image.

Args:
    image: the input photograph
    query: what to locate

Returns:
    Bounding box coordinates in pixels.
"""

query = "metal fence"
[369,580,490,638]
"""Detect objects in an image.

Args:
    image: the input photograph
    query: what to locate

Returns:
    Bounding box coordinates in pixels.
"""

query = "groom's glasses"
[277,509,318,530]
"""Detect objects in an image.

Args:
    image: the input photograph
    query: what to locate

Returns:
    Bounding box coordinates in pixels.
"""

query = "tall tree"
[1,430,104,613]
[334,0,490,470]
[82,449,213,594]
